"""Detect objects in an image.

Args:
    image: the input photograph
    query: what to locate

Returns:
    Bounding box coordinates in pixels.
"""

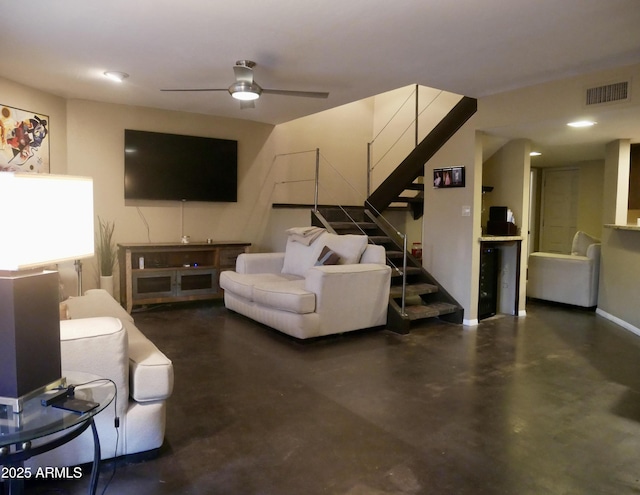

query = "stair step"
[402,302,459,320]
[395,196,424,204]
[330,221,377,231]
[369,235,393,245]
[385,250,404,258]
[391,266,422,277]
[405,183,424,191]
[389,283,438,298]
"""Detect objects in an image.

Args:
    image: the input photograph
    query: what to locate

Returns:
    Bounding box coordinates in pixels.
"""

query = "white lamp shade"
[0,173,94,271]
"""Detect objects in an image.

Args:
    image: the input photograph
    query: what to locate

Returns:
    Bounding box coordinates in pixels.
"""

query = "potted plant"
[96,217,117,296]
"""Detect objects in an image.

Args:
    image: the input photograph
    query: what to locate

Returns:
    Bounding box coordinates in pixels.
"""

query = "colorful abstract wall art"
[0,104,50,173]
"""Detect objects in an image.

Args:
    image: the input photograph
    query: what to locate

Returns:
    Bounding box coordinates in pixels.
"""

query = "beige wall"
[423,116,480,323]
[269,98,374,206]
[576,160,605,238]
[598,227,640,331]
[597,139,640,332]
[64,99,276,289]
[482,139,531,235]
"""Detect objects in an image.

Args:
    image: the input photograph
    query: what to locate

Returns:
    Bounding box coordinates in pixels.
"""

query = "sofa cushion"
[253,280,316,314]
[571,231,599,256]
[220,271,301,301]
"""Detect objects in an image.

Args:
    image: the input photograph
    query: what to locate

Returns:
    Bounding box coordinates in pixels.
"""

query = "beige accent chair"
[527,231,601,307]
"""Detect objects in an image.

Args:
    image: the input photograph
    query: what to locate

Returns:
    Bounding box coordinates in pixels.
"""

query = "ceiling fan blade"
[160,88,228,92]
[262,89,329,99]
[240,100,255,110]
[233,64,254,84]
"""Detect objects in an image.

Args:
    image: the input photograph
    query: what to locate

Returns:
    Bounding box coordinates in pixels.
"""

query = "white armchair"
[527,231,601,307]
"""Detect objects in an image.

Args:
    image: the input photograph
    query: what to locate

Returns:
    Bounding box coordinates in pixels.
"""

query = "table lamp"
[0,173,94,413]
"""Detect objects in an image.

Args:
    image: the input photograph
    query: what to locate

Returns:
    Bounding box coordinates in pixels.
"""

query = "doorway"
[539,168,579,253]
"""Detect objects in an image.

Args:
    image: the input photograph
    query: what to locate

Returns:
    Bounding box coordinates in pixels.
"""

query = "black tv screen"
[124,129,238,202]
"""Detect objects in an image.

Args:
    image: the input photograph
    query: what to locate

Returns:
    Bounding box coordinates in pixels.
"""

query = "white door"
[540,168,579,253]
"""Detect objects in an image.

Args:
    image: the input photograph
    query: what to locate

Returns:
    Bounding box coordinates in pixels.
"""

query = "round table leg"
[88,419,101,495]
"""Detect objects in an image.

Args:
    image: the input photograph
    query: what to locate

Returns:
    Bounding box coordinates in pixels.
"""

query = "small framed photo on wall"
[433,166,465,188]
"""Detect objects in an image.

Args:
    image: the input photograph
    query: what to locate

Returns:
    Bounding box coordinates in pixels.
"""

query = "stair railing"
[367,86,444,196]
[271,147,417,318]
[308,150,411,316]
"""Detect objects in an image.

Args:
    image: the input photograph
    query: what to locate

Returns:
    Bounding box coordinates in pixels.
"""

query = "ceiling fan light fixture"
[104,71,129,83]
[229,81,261,101]
[567,120,596,128]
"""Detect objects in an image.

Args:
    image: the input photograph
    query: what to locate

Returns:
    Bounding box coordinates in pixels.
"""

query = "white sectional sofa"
[220,230,391,339]
[26,289,174,468]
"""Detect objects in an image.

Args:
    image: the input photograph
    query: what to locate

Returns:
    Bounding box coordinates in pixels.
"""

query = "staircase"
[312,207,463,333]
[367,96,477,217]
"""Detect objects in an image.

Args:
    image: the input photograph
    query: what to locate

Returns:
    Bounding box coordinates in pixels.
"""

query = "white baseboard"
[463,318,479,327]
[518,310,527,317]
[596,308,640,337]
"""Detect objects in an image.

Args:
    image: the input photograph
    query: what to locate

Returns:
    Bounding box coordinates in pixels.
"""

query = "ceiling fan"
[161,60,330,109]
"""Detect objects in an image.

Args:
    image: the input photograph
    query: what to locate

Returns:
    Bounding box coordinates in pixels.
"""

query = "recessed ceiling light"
[567,120,596,128]
[530,151,542,156]
[104,71,129,83]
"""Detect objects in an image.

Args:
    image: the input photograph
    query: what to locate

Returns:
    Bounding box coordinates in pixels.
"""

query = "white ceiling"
[2,0,640,165]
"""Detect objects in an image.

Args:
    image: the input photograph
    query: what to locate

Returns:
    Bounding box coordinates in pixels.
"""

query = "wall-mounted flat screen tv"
[124,129,238,202]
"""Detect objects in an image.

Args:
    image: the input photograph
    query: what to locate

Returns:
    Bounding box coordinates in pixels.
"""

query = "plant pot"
[100,275,114,297]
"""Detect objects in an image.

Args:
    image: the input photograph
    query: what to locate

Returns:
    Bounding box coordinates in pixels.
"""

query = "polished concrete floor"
[28,300,640,494]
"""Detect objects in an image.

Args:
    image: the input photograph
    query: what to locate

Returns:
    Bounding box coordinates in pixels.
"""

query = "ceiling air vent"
[585,81,630,106]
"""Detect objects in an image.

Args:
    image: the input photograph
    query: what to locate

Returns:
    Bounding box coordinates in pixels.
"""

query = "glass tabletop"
[0,371,116,448]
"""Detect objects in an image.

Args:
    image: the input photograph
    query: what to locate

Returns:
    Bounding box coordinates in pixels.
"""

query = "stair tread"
[391,266,422,276]
[369,235,393,244]
[385,250,404,258]
[395,196,424,203]
[330,221,377,230]
[402,302,459,320]
[389,283,438,297]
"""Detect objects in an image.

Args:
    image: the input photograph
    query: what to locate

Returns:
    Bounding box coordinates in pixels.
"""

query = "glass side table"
[0,371,116,495]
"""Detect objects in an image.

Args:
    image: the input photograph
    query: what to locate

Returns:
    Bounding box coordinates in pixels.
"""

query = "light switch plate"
[462,205,471,217]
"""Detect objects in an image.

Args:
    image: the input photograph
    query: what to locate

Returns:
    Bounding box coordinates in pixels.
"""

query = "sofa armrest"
[360,244,386,264]
[124,320,174,403]
[60,317,129,419]
[586,243,601,261]
[305,263,391,332]
[236,252,285,274]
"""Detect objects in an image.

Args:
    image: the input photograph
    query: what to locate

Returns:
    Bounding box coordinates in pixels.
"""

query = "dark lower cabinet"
[478,246,499,320]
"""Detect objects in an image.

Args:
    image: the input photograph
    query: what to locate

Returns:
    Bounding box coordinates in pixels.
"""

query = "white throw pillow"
[321,233,368,265]
[282,233,327,277]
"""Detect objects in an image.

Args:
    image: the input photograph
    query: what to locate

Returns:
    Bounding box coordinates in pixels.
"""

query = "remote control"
[41,388,71,406]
